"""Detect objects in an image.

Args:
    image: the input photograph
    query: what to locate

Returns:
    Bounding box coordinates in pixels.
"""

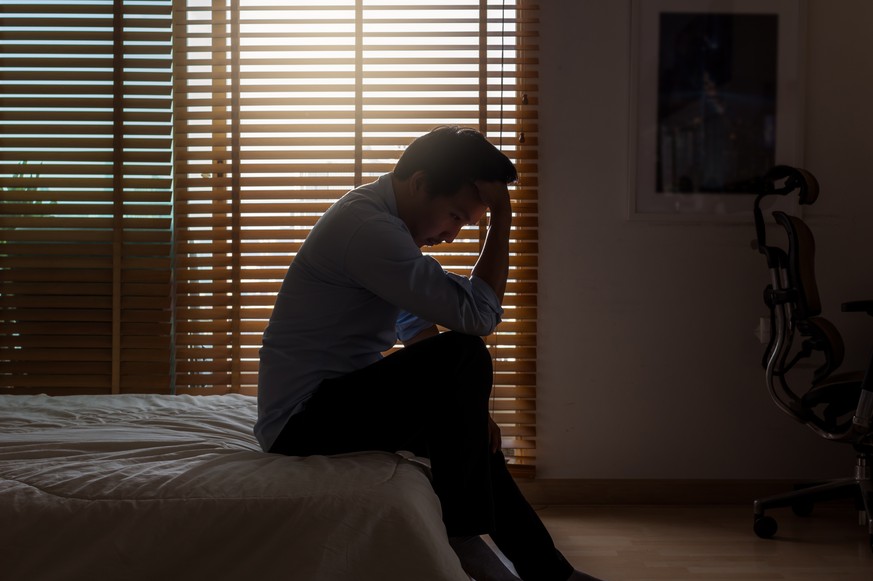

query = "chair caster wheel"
[754,515,778,539]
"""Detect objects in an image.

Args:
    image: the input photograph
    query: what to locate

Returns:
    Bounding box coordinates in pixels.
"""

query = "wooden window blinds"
[0,0,174,395]
[2,0,538,473]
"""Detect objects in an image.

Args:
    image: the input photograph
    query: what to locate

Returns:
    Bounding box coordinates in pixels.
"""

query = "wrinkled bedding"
[0,394,467,581]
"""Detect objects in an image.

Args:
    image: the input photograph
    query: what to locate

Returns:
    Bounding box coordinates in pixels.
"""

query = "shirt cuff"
[396,310,435,342]
[457,273,505,320]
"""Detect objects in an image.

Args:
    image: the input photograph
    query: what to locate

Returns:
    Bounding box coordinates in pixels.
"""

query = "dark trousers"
[269,331,572,581]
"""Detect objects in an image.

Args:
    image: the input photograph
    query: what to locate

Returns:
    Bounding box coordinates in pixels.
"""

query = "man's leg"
[269,330,586,580]
[269,331,496,536]
[486,451,575,581]
[449,535,521,581]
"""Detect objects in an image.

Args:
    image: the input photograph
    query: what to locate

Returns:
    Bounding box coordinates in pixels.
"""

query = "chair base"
[752,453,873,551]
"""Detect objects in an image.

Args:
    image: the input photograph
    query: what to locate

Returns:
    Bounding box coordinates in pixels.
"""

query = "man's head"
[393,125,518,198]
[393,126,517,248]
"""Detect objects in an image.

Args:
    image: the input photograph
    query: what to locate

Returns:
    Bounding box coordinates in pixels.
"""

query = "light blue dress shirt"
[254,173,504,451]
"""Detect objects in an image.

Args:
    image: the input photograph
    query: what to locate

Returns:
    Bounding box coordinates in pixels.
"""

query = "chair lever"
[841,300,873,316]
[853,389,872,427]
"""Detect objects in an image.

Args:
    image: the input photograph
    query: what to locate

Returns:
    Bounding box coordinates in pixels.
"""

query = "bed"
[0,393,469,581]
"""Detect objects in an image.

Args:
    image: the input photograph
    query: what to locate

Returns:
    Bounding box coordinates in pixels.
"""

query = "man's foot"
[449,536,521,581]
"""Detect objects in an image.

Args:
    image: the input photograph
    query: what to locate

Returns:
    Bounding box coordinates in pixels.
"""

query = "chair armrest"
[841,300,873,316]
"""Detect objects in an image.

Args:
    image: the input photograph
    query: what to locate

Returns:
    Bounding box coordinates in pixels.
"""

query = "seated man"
[255,125,602,581]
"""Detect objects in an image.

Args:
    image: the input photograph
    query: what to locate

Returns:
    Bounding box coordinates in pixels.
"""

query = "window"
[2,0,538,474]
[0,0,174,394]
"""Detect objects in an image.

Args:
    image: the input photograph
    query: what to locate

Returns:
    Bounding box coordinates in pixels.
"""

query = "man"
[256,126,602,581]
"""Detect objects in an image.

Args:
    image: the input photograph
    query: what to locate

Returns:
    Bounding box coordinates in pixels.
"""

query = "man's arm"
[471,180,512,303]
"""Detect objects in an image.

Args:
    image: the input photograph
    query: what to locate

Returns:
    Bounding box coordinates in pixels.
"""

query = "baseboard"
[517,479,814,505]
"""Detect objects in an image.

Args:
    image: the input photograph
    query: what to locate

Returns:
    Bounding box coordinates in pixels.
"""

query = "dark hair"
[393,125,518,196]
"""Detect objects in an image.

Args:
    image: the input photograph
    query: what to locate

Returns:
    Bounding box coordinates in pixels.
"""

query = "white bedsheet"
[0,393,468,581]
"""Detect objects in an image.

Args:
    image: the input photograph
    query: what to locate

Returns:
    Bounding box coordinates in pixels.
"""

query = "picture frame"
[628,0,806,221]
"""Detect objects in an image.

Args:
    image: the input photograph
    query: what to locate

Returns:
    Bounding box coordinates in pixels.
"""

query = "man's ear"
[409,170,430,198]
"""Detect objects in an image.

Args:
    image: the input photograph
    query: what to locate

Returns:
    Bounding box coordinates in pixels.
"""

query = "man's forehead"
[452,186,487,221]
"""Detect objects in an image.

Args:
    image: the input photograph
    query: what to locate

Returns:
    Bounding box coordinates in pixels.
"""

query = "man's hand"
[488,415,502,454]
[474,180,511,214]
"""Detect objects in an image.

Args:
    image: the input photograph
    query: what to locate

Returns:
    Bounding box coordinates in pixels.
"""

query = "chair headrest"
[752,165,819,267]
[764,165,819,205]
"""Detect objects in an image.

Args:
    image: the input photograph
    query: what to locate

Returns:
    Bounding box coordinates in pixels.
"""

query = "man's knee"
[432,332,493,402]
[439,331,491,369]
[438,330,488,353]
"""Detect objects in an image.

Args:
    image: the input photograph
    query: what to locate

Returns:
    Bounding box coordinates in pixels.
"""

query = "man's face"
[407,182,488,248]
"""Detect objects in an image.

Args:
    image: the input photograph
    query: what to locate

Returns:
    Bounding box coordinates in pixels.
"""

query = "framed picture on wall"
[628,0,806,221]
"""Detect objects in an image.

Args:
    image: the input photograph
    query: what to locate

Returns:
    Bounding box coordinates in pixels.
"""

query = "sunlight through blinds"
[172,0,538,473]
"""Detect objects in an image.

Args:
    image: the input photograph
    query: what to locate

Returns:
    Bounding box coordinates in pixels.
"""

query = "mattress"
[0,393,468,581]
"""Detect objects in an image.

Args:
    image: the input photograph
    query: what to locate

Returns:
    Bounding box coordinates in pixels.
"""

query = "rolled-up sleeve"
[447,272,504,328]
[345,215,504,337]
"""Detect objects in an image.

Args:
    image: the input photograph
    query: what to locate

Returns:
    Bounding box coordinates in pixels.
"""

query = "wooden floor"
[530,503,873,581]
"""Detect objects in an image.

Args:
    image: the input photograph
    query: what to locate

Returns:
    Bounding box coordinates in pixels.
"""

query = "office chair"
[751,165,873,551]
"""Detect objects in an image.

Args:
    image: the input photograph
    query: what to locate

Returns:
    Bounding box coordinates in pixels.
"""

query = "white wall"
[536,0,873,479]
